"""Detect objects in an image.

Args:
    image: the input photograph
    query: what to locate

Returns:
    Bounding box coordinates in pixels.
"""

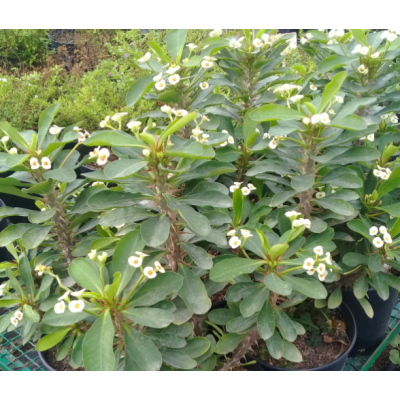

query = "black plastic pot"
[38,351,57,371]
[245,303,357,371]
[387,364,398,371]
[343,287,399,357]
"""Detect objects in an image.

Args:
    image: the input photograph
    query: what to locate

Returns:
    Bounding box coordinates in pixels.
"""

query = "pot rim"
[248,302,357,371]
[38,350,57,371]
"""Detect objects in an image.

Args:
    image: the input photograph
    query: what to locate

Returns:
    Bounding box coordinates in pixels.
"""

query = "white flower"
[373,237,384,249]
[310,84,317,91]
[373,169,382,178]
[78,132,86,143]
[229,236,242,249]
[285,210,301,218]
[229,185,239,193]
[300,37,308,45]
[30,157,40,169]
[168,74,180,85]
[314,246,324,256]
[220,141,227,147]
[248,183,256,191]
[54,301,66,314]
[382,172,390,180]
[1,136,9,143]
[41,157,51,170]
[381,114,389,120]
[311,114,321,124]
[11,317,18,327]
[358,65,368,74]
[269,139,278,149]
[153,73,163,82]
[370,227,378,236]
[242,187,250,196]
[116,223,125,229]
[241,229,253,238]
[380,226,388,234]
[69,300,85,313]
[290,95,304,103]
[201,60,214,69]
[166,65,180,74]
[142,149,150,156]
[372,52,380,59]
[293,220,302,227]
[210,29,223,37]
[187,43,198,50]
[9,147,18,155]
[199,82,209,90]
[155,80,166,91]
[88,249,97,260]
[335,96,344,103]
[263,132,271,139]
[318,270,328,282]
[138,52,151,62]
[71,289,86,297]
[301,218,311,229]
[360,46,369,56]
[320,113,331,125]
[391,115,398,124]
[329,109,336,115]
[111,113,128,124]
[315,192,326,199]
[229,39,242,48]
[303,258,315,270]
[192,127,203,135]
[303,117,311,125]
[14,310,23,320]
[228,135,235,144]
[261,34,270,42]
[227,229,236,237]
[387,33,398,42]
[352,44,362,54]
[97,148,110,166]
[161,105,172,113]
[127,120,141,130]
[316,263,326,275]
[307,269,316,276]
[306,33,313,39]
[49,125,64,135]
[366,134,375,142]
[144,267,157,279]
[154,261,165,273]
[253,38,263,48]
[325,253,332,265]
[58,291,71,301]
[384,233,393,244]
[128,256,142,268]
[329,29,345,38]
[73,126,81,132]
[172,109,188,117]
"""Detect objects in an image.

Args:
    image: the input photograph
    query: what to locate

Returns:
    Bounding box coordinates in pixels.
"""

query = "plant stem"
[59,142,81,169]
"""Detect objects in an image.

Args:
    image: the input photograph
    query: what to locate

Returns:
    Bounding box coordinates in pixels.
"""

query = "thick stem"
[46,188,74,266]
[298,141,316,218]
[220,327,258,371]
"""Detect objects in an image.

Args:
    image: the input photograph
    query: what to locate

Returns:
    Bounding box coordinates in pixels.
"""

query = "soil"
[211,287,229,304]
[44,347,85,371]
[369,345,395,371]
[250,317,350,370]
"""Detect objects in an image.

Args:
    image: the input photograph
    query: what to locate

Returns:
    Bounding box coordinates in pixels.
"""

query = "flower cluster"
[229,182,256,196]
[373,166,392,180]
[286,211,311,229]
[11,310,23,327]
[304,113,331,126]
[227,229,253,249]
[30,156,51,170]
[273,84,302,97]
[370,226,392,248]
[302,246,332,282]
[381,30,399,42]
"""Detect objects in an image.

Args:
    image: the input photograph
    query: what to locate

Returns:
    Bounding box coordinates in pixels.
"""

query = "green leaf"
[147,333,186,349]
[6,266,24,299]
[318,55,358,73]
[378,167,400,197]
[99,207,153,227]
[328,287,343,309]
[148,41,173,64]
[113,230,145,295]
[28,208,56,224]
[159,113,198,142]
[180,191,232,208]
[181,337,210,358]
[330,114,368,131]
[126,75,156,107]
[243,110,259,147]
[19,256,35,298]
[0,121,29,149]
[88,190,149,210]
[210,258,265,283]
[36,327,71,352]
[159,348,196,370]
[226,315,257,333]
[319,71,347,112]
[209,308,240,325]
[257,300,276,340]
[71,335,85,366]
[266,331,284,360]
[270,244,290,261]
[0,299,20,308]
[350,29,369,46]
[264,273,292,296]
[271,190,297,207]
[43,308,87,326]
[283,340,303,362]
[166,29,187,61]
[291,175,314,192]
[315,198,354,216]
[38,103,60,148]
[56,333,76,361]
[215,333,246,355]
[0,224,35,247]
[347,220,372,241]
[69,258,103,294]
[130,272,183,306]
[282,276,328,299]
[178,265,211,314]
[23,304,40,323]
[369,253,383,273]
[43,168,76,183]
[21,225,51,249]
[179,242,213,270]
[378,204,400,218]
[328,147,380,165]
[0,184,38,200]
[164,141,215,160]
[122,308,173,328]
[83,309,115,371]
[104,159,148,179]
[233,187,244,227]
[275,309,297,342]
[320,169,363,189]
[343,252,369,267]
[140,214,171,247]
[250,105,304,122]
[358,297,374,318]
[182,56,202,67]
[84,131,146,148]
[353,276,369,299]
[239,285,270,318]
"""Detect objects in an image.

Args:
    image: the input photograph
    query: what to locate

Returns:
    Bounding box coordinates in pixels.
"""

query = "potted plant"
[298,28,400,355]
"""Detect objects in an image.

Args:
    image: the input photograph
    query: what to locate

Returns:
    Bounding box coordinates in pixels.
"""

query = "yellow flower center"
[134,260,138,264]
[100,155,106,161]
[75,303,80,309]
[306,262,312,267]
[148,270,153,275]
